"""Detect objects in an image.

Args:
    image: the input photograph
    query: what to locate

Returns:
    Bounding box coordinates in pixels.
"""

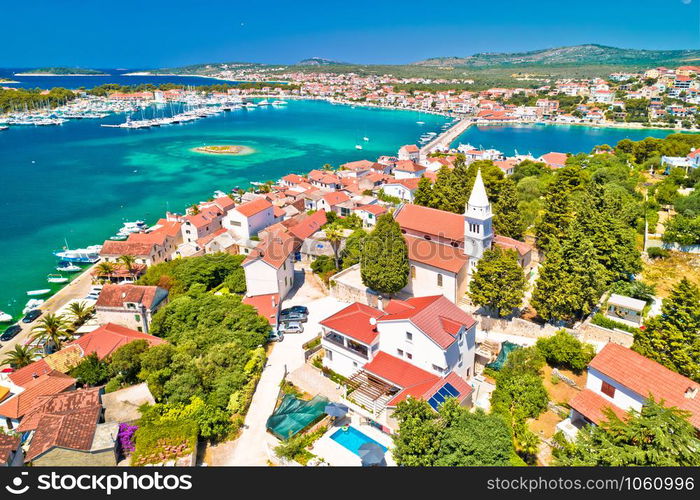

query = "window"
[134,314,141,322]
[406,352,413,360]
[458,353,463,367]
[406,332,413,342]
[424,235,431,240]
[437,274,443,287]
[230,220,241,227]
[326,350,333,361]
[137,327,143,332]
[410,266,416,279]
[397,349,404,357]
[432,364,444,374]
[601,381,616,398]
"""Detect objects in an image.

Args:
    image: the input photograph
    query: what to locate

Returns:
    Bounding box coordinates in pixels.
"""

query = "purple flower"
[117,423,138,453]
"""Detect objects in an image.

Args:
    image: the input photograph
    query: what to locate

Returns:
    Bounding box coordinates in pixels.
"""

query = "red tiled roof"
[17,387,101,432]
[322,191,350,206]
[0,433,20,465]
[235,198,272,217]
[212,196,236,212]
[388,371,473,407]
[66,322,166,360]
[540,152,568,168]
[394,160,425,173]
[400,144,419,153]
[100,240,155,258]
[394,204,464,242]
[355,204,387,216]
[380,295,476,349]
[0,371,76,419]
[364,352,436,387]
[95,284,166,310]
[25,406,102,462]
[288,210,327,240]
[569,389,628,425]
[185,206,223,229]
[242,231,297,269]
[196,227,227,247]
[8,345,84,387]
[493,235,533,257]
[273,205,286,218]
[341,160,374,171]
[320,303,385,344]
[386,178,421,190]
[243,293,280,326]
[405,236,468,273]
[588,343,700,428]
[154,219,184,238]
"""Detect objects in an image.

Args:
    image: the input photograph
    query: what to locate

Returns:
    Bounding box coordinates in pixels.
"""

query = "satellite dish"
[369,317,377,326]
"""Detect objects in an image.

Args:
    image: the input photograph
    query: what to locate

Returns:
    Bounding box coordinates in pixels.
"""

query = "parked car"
[22,309,42,323]
[287,305,309,316]
[268,330,284,342]
[278,321,304,334]
[0,324,22,342]
[280,309,308,323]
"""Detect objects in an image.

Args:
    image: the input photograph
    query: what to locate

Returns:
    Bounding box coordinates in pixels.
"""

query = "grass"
[641,251,700,298]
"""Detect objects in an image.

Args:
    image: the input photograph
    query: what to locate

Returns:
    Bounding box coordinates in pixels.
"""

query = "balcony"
[322,332,369,359]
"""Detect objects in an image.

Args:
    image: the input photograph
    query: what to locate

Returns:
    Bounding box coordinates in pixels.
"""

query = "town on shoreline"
[0,61,699,471]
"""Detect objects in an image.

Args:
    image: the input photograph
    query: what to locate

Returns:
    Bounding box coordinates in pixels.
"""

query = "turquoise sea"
[0,99,675,323]
[0,100,447,320]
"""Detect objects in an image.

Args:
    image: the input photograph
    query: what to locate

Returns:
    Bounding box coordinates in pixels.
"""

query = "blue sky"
[1,0,698,68]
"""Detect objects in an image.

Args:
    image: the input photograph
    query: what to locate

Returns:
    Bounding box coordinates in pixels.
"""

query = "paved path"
[0,265,96,357]
[222,271,345,466]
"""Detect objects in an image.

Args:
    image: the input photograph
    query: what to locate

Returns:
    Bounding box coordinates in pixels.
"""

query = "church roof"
[467,169,490,208]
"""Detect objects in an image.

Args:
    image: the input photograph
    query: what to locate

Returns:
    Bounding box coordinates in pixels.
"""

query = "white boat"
[416,121,425,125]
[272,100,288,105]
[47,274,68,284]
[56,263,81,272]
[258,100,270,106]
[355,144,363,150]
[363,137,369,141]
[23,299,44,315]
[0,311,12,323]
[53,244,102,263]
[27,289,51,297]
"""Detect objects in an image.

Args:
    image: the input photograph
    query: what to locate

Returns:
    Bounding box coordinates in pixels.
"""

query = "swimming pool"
[330,426,388,456]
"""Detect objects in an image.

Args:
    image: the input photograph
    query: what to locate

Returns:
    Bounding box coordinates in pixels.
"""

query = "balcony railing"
[322,334,368,359]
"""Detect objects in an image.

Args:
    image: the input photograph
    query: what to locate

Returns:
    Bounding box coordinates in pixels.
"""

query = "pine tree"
[360,213,410,295]
[633,278,700,381]
[430,165,454,212]
[531,222,604,322]
[413,177,433,207]
[535,181,572,253]
[469,248,526,317]
[493,177,526,239]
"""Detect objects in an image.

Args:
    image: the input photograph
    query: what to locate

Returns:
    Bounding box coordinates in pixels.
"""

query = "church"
[393,169,534,304]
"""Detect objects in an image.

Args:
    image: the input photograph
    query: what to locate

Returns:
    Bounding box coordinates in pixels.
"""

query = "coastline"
[13,72,110,77]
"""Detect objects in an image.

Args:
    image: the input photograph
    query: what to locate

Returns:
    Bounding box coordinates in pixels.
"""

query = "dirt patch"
[542,365,585,405]
[642,252,700,298]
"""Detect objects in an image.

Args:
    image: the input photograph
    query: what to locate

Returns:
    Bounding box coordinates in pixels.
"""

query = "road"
[222,270,346,465]
[0,264,97,357]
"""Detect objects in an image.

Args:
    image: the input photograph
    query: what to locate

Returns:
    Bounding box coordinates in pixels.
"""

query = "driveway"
[221,269,347,465]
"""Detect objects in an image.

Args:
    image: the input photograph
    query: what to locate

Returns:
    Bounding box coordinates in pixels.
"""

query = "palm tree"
[324,224,344,271]
[67,301,94,328]
[1,344,39,369]
[32,313,71,352]
[118,255,137,280]
[96,261,116,277]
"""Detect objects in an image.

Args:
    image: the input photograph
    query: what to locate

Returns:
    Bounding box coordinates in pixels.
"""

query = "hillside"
[15,67,108,75]
[296,57,348,66]
[413,44,700,68]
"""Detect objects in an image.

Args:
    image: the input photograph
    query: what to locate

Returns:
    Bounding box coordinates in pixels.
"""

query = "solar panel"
[442,383,460,398]
[428,397,440,410]
[427,383,462,411]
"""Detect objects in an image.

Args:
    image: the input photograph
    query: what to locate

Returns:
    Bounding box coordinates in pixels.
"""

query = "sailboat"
[355,144,363,150]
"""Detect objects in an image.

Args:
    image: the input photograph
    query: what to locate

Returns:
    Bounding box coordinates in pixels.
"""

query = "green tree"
[109,339,150,384]
[493,177,526,239]
[360,214,409,295]
[535,330,595,373]
[1,344,38,368]
[633,278,700,381]
[469,248,526,317]
[413,176,434,207]
[340,228,367,269]
[31,313,71,351]
[555,398,700,466]
[66,301,94,329]
[119,254,137,279]
[70,353,110,386]
[324,224,344,271]
[531,224,605,322]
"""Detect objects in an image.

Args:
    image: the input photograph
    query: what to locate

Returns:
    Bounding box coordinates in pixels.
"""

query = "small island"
[14,67,108,76]
[192,145,255,156]
[0,78,19,84]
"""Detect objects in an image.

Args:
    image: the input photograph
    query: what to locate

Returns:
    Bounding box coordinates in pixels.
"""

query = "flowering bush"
[117,423,138,454]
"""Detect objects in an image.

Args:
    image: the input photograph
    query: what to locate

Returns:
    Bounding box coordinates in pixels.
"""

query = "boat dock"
[420,118,473,154]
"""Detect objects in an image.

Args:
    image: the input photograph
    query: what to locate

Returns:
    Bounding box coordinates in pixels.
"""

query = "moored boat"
[23,299,45,315]
[56,262,81,272]
[0,311,12,323]
[53,245,101,263]
[27,289,51,296]
[47,274,69,284]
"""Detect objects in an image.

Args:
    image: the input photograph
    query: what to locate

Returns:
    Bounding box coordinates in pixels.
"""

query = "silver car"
[278,321,304,334]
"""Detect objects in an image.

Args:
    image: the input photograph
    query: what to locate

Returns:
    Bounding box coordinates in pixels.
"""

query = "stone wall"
[32,448,117,467]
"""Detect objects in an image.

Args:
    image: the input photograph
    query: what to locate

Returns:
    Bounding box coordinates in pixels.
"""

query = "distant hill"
[413,44,700,68]
[296,57,348,66]
[16,67,108,75]
[148,62,270,76]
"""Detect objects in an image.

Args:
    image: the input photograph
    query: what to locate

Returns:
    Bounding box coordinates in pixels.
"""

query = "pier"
[420,118,473,155]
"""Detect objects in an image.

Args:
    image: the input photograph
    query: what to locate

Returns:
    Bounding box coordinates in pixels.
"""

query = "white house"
[353,204,387,228]
[224,198,279,240]
[398,144,420,162]
[382,178,421,202]
[393,160,426,180]
[242,231,296,298]
[564,343,700,438]
[319,296,477,430]
[95,284,169,333]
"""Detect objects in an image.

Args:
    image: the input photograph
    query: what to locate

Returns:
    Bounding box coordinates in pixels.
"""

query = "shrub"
[535,330,596,373]
[591,313,640,334]
[647,247,669,259]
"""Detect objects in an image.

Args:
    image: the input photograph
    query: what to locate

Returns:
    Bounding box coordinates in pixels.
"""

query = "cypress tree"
[360,213,409,295]
[493,177,526,240]
[469,247,526,317]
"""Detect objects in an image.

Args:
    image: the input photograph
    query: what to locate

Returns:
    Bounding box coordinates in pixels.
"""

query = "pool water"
[330,426,388,456]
